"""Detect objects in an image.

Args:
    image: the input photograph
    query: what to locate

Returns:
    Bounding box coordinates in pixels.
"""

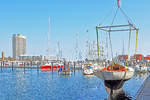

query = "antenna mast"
[75,32,79,61]
[86,30,90,59]
[47,16,50,59]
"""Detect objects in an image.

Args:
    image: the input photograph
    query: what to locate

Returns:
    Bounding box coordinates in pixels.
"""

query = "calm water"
[0,68,148,100]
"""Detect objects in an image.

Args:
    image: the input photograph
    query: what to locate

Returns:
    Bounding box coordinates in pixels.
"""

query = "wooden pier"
[136,74,150,100]
[0,61,83,73]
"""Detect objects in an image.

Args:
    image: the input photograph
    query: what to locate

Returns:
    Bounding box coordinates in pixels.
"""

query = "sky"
[0,0,150,59]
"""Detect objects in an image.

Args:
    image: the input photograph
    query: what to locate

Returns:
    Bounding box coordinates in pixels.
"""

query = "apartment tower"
[12,34,26,59]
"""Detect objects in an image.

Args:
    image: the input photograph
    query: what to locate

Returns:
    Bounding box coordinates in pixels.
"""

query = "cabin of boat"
[82,63,94,75]
[58,66,72,75]
[100,64,127,72]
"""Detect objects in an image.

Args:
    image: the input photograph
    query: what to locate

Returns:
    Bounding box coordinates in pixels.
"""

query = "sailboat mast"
[56,41,62,60]
[96,26,100,63]
[86,30,89,59]
[47,16,50,59]
[75,32,79,61]
[122,39,125,55]
[134,29,138,61]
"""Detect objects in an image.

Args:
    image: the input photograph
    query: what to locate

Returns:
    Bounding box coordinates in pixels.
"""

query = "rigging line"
[128,27,132,58]
[111,7,119,25]
[117,14,133,91]
[107,7,119,63]
[99,7,114,25]
[117,27,132,89]
[108,32,114,62]
[117,68,127,89]
[99,0,116,25]
[135,30,138,56]
[120,7,135,25]
[105,31,109,60]
[96,27,100,63]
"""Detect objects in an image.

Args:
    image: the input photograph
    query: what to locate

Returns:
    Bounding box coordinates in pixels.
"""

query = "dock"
[136,74,150,100]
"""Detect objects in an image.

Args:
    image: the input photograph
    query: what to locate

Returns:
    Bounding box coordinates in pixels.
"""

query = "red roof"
[144,56,150,60]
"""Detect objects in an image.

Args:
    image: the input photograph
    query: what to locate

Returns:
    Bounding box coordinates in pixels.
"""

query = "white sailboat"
[82,64,94,75]
[93,0,137,94]
[135,64,148,73]
[94,65,134,80]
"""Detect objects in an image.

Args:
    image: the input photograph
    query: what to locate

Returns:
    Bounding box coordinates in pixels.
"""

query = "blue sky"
[0,0,150,59]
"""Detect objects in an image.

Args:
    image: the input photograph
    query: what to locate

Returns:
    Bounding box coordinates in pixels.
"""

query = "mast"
[47,16,50,59]
[122,39,125,55]
[86,30,90,60]
[75,32,79,61]
[96,26,100,63]
[56,41,62,60]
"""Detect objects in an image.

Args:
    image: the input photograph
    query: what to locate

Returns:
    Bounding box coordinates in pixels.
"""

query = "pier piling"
[0,61,2,72]
[2,61,4,67]
[74,62,76,75]
[23,62,25,73]
[37,62,39,74]
[12,62,14,71]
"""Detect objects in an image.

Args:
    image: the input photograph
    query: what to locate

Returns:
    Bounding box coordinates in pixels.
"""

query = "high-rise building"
[12,34,26,59]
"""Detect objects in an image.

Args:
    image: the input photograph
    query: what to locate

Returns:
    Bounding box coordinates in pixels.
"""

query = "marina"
[0,67,149,100]
[0,0,150,99]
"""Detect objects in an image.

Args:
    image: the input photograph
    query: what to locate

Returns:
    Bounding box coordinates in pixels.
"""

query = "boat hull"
[104,79,128,90]
[94,67,134,92]
[83,68,93,75]
[59,71,72,75]
[93,67,134,80]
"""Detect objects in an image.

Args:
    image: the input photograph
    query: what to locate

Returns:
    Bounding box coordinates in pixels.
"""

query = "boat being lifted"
[94,64,134,90]
[93,0,138,95]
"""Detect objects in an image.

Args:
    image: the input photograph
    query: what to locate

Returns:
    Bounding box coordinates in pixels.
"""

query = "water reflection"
[134,72,149,81]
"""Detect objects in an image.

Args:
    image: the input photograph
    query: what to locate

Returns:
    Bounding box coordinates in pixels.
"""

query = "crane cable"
[135,30,138,61]
[120,7,135,25]
[109,0,134,92]
[108,7,119,63]
[117,26,132,89]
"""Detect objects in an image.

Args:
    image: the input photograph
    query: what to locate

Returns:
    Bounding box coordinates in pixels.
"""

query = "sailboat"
[82,63,94,75]
[135,64,148,73]
[82,30,94,75]
[93,0,137,94]
[40,17,64,71]
[41,16,52,71]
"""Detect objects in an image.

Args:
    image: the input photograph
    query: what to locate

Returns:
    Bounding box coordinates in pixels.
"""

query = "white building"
[12,34,26,59]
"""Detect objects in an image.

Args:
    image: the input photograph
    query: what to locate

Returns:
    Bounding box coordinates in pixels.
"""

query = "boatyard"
[0,0,150,100]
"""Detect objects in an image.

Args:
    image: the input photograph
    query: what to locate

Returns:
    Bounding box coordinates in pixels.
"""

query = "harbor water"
[0,68,148,100]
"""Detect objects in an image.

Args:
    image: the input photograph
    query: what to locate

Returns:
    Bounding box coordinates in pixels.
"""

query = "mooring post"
[51,62,54,78]
[2,61,4,67]
[24,62,25,73]
[74,62,76,74]
[51,62,53,72]
[0,61,2,72]
[12,62,14,71]
[30,61,32,67]
[37,62,39,74]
